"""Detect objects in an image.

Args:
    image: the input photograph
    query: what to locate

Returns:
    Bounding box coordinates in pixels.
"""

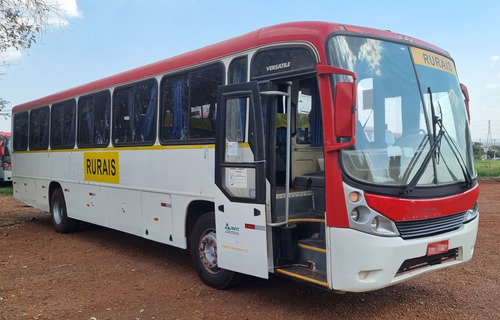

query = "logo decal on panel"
[84,152,119,184]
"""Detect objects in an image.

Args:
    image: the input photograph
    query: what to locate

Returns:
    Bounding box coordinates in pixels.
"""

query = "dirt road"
[1,181,499,319]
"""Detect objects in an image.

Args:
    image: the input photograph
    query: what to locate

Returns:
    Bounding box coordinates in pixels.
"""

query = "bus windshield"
[328,36,476,188]
[4,137,11,164]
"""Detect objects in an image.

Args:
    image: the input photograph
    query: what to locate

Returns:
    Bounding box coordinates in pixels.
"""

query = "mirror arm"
[317,65,357,80]
[460,83,471,122]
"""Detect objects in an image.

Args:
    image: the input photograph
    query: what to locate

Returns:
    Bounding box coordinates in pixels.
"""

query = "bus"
[0,131,12,183]
[11,21,478,292]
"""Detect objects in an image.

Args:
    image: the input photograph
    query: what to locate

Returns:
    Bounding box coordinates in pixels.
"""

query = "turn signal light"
[348,191,361,203]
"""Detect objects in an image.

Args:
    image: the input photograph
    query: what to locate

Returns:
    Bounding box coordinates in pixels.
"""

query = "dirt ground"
[0,181,499,320]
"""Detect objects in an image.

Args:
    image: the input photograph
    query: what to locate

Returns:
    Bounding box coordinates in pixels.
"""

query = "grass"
[475,160,500,177]
[0,182,13,195]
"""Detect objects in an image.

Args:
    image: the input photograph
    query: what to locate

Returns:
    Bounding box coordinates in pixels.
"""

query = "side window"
[295,78,323,146]
[78,91,111,148]
[251,46,316,80]
[228,58,248,142]
[29,106,50,150]
[229,56,248,84]
[160,63,224,143]
[160,74,188,141]
[113,79,157,145]
[13,111,29,151]
[189,66,223,139]
[225,97,247,146]
[51,100,76,149]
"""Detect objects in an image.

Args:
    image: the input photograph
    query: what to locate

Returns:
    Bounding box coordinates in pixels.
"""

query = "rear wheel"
[190,212,239,289]
[50,188,78,233]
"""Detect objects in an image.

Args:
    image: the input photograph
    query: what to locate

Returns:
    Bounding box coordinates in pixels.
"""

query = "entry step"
[298,239,326,273]
[275,265,328,288]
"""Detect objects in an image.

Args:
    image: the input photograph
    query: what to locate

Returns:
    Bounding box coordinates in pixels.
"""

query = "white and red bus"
[0,131,12,183]
[11,22,478,292]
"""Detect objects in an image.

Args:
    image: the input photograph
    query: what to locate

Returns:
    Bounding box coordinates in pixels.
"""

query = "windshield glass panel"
[4,137,11,164]
[328,36,475,187]
[413,48,476,184]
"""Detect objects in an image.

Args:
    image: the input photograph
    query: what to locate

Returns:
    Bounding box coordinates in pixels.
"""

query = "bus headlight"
[464,202,479,223]
[344,184,400,237]
[350,208,360,221]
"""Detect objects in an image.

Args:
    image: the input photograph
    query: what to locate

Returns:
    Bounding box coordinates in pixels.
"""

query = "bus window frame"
[50,99,77,150]
[250,45,318,81]
[112,78,158,147]
[77,89,111,149]
[228,55,248,84]
[159,62,225,146]
[13,111,29,151]
[29,106,50,151]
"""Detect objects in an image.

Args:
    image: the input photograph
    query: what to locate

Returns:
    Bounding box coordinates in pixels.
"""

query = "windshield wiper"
[401,128,443,195]
[441,132,473,187]
[401,87,473,194]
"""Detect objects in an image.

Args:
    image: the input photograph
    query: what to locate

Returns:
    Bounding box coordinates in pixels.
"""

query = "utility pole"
[486,120,493,146]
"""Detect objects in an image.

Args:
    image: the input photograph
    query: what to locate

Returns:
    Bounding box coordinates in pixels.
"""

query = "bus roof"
[13,21,448,113]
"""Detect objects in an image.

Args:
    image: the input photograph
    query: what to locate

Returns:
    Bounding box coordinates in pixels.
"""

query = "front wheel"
[190,212,239,289]
[50,188,78,233]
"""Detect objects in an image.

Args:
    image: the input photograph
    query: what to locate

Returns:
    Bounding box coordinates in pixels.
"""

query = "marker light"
[371,217,380,231]
[348,191,361,203]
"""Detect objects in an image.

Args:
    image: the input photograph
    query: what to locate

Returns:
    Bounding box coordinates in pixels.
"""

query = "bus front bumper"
[327,216,478,292]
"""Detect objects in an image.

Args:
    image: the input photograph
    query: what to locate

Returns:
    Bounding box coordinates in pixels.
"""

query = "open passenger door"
[215,82,269,279]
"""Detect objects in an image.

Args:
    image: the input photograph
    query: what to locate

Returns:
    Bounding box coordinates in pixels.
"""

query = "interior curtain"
[171,79,186,139]
[142,85,157,141]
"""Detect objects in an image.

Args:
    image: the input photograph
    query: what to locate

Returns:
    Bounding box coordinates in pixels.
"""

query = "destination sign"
[411,47,457,76]
[84,152,119,184]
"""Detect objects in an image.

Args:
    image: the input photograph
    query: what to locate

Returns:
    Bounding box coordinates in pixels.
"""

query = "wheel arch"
[48,181,63,207]
[185,200,215,248]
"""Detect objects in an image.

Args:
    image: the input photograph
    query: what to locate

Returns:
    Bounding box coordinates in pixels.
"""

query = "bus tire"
[190,212,239,289]
[50,188,77,233]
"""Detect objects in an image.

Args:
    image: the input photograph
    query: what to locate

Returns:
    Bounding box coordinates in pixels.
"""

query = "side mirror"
[460,83,470,122]
[334,81,356,138]
[317,64,357,151]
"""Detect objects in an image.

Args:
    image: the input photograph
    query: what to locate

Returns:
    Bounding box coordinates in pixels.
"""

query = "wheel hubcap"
[199,231,219,274]
[53,201,62,225]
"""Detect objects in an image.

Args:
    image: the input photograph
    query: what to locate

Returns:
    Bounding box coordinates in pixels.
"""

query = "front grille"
[396,248,458,275]
[395,211,467,240]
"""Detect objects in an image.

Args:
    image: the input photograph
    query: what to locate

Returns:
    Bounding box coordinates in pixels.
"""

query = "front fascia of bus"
[0,136,12,181]
[324,34,479,291]
[4,137,12,172]
[327,34,477,198]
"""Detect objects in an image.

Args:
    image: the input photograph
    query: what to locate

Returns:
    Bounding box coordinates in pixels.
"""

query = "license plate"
[427,240,449,256]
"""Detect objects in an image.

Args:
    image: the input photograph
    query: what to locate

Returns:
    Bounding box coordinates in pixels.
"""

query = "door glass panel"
[225,97,250,163]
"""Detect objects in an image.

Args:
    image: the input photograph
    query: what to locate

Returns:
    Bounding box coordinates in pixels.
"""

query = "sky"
[1,0,499,143]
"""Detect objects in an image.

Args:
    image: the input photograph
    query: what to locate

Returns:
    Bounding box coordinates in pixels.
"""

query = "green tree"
[0,97,9,119]
[491,145,500,159]
[1,0,64,60]
[473,142,484,160]
[1,0,65,116]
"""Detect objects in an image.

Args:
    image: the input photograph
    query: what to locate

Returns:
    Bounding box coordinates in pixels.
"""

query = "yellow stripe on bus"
[12,144,215,154]
[12,143,250,154]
